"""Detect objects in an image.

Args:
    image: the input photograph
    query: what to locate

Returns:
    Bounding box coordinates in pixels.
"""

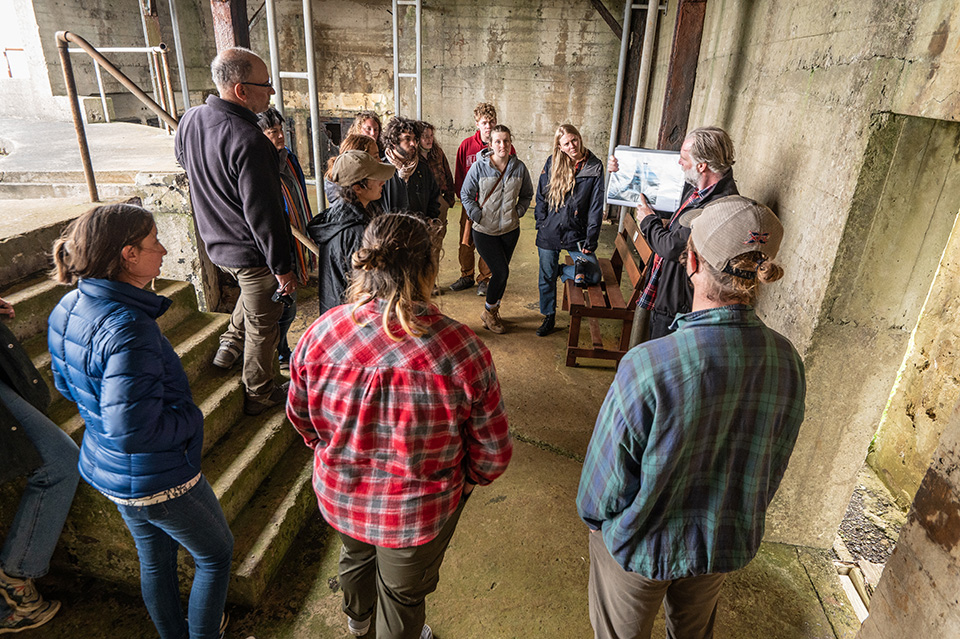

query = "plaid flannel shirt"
[577,305,805,579]
[637,184,714,310]
[287,300,512,548]
[424,143,456,206]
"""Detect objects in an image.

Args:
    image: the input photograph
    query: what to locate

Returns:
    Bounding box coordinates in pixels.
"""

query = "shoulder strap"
[479,161,507,209]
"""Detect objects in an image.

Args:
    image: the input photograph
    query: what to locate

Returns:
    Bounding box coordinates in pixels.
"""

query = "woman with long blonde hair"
[532,123,605,336]
[287,212,512,639]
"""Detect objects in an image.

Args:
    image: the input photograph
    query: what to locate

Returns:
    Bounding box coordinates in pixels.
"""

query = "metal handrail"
[55,31,179,202]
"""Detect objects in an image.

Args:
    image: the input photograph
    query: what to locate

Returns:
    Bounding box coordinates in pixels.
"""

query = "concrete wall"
[1,0,217,119]
[856,395,960,638]
[251,0,622,176]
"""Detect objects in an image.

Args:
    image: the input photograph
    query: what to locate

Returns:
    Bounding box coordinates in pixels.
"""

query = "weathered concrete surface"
[250,0,622,175]
[2,0,217,118]
[857,397,960,638]
[765,114,960,548]
[866,127,960,505]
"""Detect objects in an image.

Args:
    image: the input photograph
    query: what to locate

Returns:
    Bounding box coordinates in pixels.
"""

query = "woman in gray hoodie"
[460,125,534,334]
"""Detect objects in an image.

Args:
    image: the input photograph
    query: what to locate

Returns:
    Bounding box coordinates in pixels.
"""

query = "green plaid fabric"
[577,305,805,580]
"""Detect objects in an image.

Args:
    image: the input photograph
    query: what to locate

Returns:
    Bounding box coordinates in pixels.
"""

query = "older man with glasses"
[175,46,295,416]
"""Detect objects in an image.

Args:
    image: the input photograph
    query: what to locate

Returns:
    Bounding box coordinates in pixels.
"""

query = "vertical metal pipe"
[93,61,110,123]
[302,0,325,209]
[415,0,422,119]
[159,48,178,121]
[57,34,99,203]
[167,0,191,109]
[606,0,634,228]
[150,51,170,132]
[607,0,633,167]
[392,0,400,116]
[265,0,284,120]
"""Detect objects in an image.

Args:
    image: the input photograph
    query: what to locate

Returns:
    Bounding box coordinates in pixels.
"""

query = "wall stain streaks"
[910,466,960,552]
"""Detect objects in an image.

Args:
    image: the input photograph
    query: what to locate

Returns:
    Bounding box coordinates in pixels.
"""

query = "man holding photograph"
[609,126,738,340]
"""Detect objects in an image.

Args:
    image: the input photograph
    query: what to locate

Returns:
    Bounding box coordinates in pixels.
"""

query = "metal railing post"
[56,33,99,202]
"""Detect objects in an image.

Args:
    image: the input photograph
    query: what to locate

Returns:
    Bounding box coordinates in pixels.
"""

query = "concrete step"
[0,182,140,200]
[204,408,297,524]
[0,170,141,184]
[0,275,67,343]
[227,444,315,606]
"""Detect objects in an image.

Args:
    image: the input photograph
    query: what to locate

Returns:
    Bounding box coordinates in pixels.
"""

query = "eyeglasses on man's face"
[242,79,273,89]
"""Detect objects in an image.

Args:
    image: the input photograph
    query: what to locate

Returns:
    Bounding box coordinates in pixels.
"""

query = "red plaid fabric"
[287,300,512,548]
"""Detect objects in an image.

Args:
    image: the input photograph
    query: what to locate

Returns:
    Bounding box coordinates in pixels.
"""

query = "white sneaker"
[347,616,371,636]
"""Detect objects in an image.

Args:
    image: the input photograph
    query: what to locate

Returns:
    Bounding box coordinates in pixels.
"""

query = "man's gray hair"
[211,47,258,90]
[686,126,735,175]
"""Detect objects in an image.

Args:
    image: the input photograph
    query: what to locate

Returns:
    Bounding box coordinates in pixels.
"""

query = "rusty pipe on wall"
[57,32,179,130]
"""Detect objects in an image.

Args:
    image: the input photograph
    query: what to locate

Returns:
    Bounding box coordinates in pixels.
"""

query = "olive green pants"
[337,495,467,639]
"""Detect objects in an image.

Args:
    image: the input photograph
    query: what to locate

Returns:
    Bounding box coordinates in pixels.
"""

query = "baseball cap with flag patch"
[678,195,783,277]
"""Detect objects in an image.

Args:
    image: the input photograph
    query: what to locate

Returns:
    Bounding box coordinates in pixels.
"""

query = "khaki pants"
[588,531,726,639]
[218,265,283,399]
[337,495,467,639]
[457,210,491,282]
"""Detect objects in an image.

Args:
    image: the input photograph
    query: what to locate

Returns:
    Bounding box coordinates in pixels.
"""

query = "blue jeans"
[117,476,233,639]
[537,247,601,316]
[0,380,79,619]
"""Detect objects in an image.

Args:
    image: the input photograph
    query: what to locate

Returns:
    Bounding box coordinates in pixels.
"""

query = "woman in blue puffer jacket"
[47,204,233,639]
[533,123,605,337]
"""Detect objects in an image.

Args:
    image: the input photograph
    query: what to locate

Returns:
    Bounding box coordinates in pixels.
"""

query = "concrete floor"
[20,208,862,639]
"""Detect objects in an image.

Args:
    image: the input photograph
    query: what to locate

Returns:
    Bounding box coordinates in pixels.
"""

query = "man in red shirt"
[451,102,502,296]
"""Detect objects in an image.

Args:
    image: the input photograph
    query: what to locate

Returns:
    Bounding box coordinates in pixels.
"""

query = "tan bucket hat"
[328,150,396,186]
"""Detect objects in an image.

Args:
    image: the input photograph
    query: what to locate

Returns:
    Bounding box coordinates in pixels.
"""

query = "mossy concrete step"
[0,276,67,343]
[204,408,298,524]
[0,183,139,200]
[227,445,315,606]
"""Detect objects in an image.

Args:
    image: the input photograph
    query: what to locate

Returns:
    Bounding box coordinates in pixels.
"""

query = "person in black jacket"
[609,126,739,340]
[308,150,396,316]
[175,46,295,416]
[0,297,79,634]
[533,124,605,337]
[378,117,441,221]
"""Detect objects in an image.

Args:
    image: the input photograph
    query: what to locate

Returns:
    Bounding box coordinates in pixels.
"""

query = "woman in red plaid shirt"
[287,212,512,639]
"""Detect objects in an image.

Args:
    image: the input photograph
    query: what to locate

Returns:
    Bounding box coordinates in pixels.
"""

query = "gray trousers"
[337,495,467,639]
[219,265,283,399]
[588,531,726,639]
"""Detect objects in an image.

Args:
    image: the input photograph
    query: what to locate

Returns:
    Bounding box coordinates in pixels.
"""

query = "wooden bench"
[561,210,652,367]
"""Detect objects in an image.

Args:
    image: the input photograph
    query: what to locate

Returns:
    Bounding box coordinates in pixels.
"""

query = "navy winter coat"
[48,279,204,499]
[533,151,605,252]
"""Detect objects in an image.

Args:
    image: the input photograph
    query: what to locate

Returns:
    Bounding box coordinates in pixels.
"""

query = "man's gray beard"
[683,166,700,186]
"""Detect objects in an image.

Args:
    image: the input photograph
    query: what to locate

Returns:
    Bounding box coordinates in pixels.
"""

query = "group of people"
[0,43,807,639]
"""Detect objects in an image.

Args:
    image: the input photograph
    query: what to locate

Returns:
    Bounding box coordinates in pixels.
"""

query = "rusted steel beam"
[210,0,250,52]
[657,0,708,151]
[617,7,650,146]
[56,34,99,203]
[587,0,622,40]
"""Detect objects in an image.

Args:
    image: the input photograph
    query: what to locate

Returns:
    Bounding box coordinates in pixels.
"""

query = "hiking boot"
[449,276,474,292]
[347,616,371,636]
[536,314,556,337]
[0,568,41,612]
[421,624,433,639]
[0,599,60,634]
[243,382,289,416]
[213,342,242,369]
[476,280,489,296]
[481,307,505,334]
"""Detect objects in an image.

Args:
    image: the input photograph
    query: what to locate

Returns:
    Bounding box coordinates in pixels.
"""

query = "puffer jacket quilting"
[460,149,534,237]
[48,278,203,499]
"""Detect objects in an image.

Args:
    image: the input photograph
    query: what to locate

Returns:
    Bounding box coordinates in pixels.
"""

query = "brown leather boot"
[481,306,506,334]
